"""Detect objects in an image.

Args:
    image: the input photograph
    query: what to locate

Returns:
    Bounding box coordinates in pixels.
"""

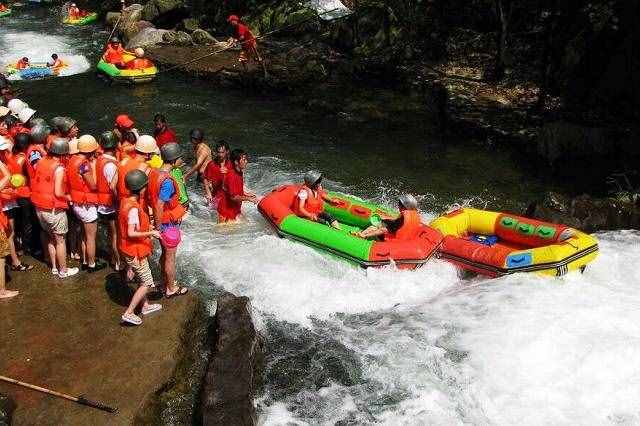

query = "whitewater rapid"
[179,158,640,425]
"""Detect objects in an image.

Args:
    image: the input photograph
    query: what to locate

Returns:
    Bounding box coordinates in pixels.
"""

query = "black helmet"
[48,137,70,155]
[29,117,47,128]
[58,117,77,134]
[99,130,118,150]
[304,170,322,187]
[30,124,51,144]
[189,128,204,141]
[14,132,30,150]
[110,36,121,44]
[125,169,148,192]
[398,194,418,210]
[160,142,183,163]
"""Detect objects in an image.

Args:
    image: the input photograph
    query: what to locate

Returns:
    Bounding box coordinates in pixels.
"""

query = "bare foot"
[0,289,19,299]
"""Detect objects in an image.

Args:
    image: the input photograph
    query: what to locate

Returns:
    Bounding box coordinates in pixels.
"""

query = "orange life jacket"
[147,168,186,224]
[66,155,98,204]
[118,198,152,259]
[293,186,324,217]
[117,156,143,200]
[16,59,29,70]
[95,155,116,206]
[103,44,124,64]
[51,58,64,69]
[388,210,422,240]
[25,144,47,181]
[126,58,153,70]
[0,152,30,201]
[30,157,68,210]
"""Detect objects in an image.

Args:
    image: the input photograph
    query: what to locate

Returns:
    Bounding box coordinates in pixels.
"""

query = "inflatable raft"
[96,53,157,84]
[0,9,11,17]
[259,185,443,269]
[5,62,67,80]
[63,12,97,25]
[430,208,599,277]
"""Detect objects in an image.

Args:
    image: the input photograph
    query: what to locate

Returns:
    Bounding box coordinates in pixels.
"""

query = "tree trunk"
[536,0,558,111]
[492,0,513,81]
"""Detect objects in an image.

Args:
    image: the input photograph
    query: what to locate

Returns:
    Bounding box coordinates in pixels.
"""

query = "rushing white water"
[0,31,91,79]
[178,158,640,425]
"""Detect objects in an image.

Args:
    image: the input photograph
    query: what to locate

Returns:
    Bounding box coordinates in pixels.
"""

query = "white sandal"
[121,313,142,325]
[142,304,162,316]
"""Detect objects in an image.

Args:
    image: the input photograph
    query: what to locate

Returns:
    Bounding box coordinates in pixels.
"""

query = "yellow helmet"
[10,174,26,188]
[135,134,158,154]
[78,134,98,153]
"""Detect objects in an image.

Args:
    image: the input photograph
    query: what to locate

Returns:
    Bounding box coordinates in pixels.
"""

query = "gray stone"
[142,0,184,22]
[120,4,145,42]
[126,27,170,49]
[162,30,193,46]
[191,29,218,45]
[180,17,200,33]
[105,11,121,27]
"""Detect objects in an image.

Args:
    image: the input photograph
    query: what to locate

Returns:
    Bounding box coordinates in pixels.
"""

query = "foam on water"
[0,31,91,79]
[181,157,640,424]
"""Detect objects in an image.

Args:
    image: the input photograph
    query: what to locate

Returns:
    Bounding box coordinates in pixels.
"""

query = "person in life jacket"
[31,137,79,278]
[5,115,29,139]
[57,116,79,139]
[126,48,154,70]
[67,3,81,19]
[203,140,231,208]
[227,15,263,72]
[217,148,258,223]
[103,37,130,68]
[354,194,423,240]
[0,135,32,272]
[294,171,341,229]
[96,131,120,271]
[17,107,36,128]
[25,123,49,181]
[0,4,9,12]
[116,134,155,201]
[113,113,139,145]
[148,142,188,299]
[0,155,19,299]
[117,129,137,161]
[152,113,177,148]
[47,54,65,70]
[16,57,30,70]
[68,134,106,272]
[118,169,162,326]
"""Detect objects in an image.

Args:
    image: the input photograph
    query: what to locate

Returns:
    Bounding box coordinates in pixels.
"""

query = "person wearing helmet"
[118,169,162,326]
[125,47,154,70]
[227,15,264,73]
[294,171,341,229]
[183,128,212,201]
[25,123,49,180]
[68,134,106,272]
[353,194,422,240]
[113,113,139,146]
[95,131,120,270]
[116,134,155,200]
[0,134,32,272]
[18,108,36,126]
[7,99,26,116]
[31,137,79,278]
[0,86,14,108]
[148,142,188,298]
[103,36,131,68]
[0,154,19,299]
[152,114,177,148]
[67,2,84,20]
[203,140,231,208]
[218,148,258,222]
[16,57,30,70]
[58,116,79,139]
[6,114,29,139]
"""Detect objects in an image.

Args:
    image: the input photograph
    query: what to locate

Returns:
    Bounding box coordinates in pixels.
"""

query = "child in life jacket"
[354,194,422,240]
[294,171,340,229]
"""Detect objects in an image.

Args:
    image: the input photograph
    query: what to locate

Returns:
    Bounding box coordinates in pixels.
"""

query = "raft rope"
[156,7,350,74]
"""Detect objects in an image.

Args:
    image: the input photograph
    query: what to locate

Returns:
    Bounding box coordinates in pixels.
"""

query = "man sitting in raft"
[16,57,29,70]
[47,54,64,70]
[354,194,421,240]
[103,37,132,69]
[295,171,341,230]
[0,4,9,12]
[67,3,88,19]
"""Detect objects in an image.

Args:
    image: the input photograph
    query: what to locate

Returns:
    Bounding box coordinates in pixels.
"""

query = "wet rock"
[162,30,193,46]
[180,17,200,33]
[0,393,15,425]
[120,4,145,42]
[526,191,640,232]
[200,294,264,426]
[126,27,170,49]
[142,0,186,26]
[191,29,218,46]
[105,11,120,27]
[136,20,155,32]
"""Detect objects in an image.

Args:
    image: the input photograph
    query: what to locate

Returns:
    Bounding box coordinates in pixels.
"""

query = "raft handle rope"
[157,7,349,75]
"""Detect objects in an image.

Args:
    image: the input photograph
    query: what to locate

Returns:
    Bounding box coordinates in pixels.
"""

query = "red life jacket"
[147,168,186,224]
[387,210,422,241]
[9,126,30,138]
[118,198,152,259]
[0,152,30,201]
[103,44,124,64]
[66,155,98,204]
[16,59,29,70]
[30,157,68,210]
[117,156,144,200]
[25,144,47,181]
[293,186,324,217]
[95,155,116,206]
[126,58,153,70]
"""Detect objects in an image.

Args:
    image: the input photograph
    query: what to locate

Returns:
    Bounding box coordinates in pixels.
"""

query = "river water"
[3,6,640,425]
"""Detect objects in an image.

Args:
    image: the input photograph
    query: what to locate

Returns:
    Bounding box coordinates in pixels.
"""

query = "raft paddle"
[0,375,118,413]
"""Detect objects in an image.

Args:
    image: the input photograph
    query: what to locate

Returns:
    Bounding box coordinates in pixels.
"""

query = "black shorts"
[98,211,117,221]
[4,208,19,220]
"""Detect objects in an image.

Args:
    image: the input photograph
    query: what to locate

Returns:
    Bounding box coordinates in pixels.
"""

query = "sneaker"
[58,267,79,278]
[51,268,59,276]
[87,261,107,273]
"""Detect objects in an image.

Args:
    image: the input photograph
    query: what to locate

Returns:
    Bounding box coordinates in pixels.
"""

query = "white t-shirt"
[97,156,118,215]
[297,188,309,201]
[128,208,139,227]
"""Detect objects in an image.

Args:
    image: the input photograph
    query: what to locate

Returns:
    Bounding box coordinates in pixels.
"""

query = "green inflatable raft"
[258,184,443,269]
[96,53,158,84]
[0,9,11,17]
[63,12,97,25]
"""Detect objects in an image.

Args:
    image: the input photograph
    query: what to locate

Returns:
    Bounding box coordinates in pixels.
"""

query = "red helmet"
[115,114,134,129]
[227,14,239,23]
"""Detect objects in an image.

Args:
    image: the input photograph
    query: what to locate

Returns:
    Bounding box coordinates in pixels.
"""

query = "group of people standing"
[0,83,259,325]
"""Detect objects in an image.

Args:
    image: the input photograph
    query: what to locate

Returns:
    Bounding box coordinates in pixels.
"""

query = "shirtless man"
[183,128,212,201]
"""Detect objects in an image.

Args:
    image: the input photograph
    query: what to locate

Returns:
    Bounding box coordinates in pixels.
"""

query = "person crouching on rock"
[227,14,263,72]
[295,171,341,229]
[119,169,162,326]
[103,37,132,69]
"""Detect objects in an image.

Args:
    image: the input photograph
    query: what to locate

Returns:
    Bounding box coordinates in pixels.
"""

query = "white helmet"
[134,47,145,58]
[0,136,12,151]
[18,107,36,124]
[68,138,79,155]
[135,134,159,154]
[7,99,26,115]
[0,106,10,117]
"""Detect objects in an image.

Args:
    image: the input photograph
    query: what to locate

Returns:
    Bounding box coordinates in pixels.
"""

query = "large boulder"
[162,30,193,46]
[105,11,121,27]
[126,27,170,49]
[0,393,15,425]
[142,0,186,26]
[120,4,145,42]
[191,29,218,45]
[200,294,264,425]
[179,17,200,33]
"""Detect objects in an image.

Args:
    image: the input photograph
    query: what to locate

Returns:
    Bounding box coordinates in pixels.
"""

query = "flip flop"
[165,286,188,299]
[0,290,19,299]
[11,263,33,271]
[121,313,142,326]
[142,303,162,316]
